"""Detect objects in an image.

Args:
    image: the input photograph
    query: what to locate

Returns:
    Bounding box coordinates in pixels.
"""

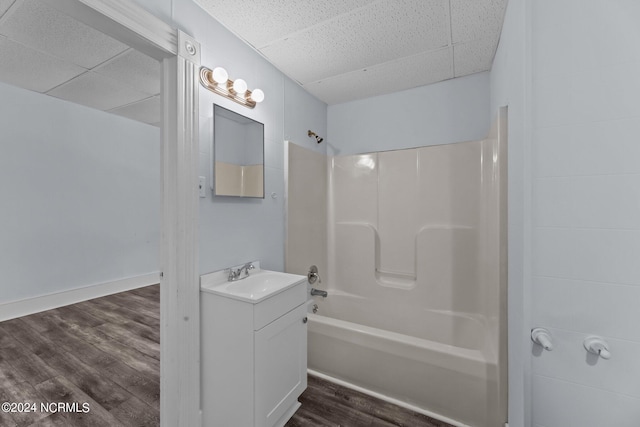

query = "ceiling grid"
[196,0,508,104]
[0,0,161,126]
[0,0,507,117]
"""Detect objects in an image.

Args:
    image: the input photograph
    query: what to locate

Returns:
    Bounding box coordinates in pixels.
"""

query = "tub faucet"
[310,288,328,298]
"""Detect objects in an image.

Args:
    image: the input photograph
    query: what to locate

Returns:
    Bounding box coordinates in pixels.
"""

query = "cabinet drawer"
[254,281,307,330]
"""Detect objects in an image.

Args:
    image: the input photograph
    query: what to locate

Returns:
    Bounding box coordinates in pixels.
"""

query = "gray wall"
[0,0,329,304]
[0,81,160,303]
[172,0,327,275]
[529,1,640,426]
[327,72,490,156]
[492,1,640,426]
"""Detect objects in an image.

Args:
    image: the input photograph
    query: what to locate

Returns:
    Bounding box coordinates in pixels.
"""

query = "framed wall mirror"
[212,104,265,198]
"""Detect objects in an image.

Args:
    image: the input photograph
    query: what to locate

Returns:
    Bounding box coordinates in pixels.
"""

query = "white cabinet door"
[254,303,307,427]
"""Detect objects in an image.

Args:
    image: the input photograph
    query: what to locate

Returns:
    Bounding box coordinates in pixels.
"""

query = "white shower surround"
[288,113,507,426]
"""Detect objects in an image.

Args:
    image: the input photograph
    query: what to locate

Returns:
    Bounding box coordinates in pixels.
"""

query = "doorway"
[0,1,200,425]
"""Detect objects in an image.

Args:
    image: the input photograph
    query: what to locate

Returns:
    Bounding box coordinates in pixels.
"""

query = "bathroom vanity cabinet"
[201,269,308,427]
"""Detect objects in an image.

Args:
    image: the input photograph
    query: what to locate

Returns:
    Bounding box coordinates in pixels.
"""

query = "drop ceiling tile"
[303,48,453,105]
[48,71,152,111]
[0,0,128,68]
[93,49,161,95]
[259,0,450,84]
[0,0,15,17]
[195,0,374,48]
[450,0,507,44]
[0,36,85,93]
[109,95,160,125]
[453,36,498,77]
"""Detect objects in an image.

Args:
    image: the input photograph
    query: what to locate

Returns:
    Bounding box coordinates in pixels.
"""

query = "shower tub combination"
[286,114,507,427]
[309,295,501,427]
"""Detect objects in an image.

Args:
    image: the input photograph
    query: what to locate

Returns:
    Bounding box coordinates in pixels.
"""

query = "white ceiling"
[196,0,508,105]
[0,0,161,126]
[0,0,506,120]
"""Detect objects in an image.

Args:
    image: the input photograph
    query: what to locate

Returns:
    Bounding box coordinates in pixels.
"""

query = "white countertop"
[200,267,306,303]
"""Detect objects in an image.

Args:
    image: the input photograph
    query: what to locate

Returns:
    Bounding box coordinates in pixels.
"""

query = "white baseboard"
[0,273,160,321]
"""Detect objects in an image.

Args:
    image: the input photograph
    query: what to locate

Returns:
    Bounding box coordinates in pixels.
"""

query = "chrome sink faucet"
[227,262,255,282]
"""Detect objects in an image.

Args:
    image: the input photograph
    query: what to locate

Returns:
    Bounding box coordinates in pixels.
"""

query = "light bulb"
[233,78,247,94]
[250,88,264,103]
[212,67,228,85]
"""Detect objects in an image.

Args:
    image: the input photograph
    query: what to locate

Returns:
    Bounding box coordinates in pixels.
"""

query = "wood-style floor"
[0,285,160,427]
[286,375,453,427]
[1,285,453,427]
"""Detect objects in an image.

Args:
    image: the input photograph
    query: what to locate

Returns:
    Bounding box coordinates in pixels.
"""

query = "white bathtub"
[307,293,503,427]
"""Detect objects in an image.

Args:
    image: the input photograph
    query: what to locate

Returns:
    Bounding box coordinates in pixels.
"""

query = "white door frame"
[42,1,201,425]
[159,30,201,427]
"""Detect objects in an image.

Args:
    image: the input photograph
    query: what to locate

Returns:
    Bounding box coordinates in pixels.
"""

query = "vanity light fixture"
[200,66,265,109]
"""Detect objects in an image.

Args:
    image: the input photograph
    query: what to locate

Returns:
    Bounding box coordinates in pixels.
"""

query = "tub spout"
[310,288,327,298]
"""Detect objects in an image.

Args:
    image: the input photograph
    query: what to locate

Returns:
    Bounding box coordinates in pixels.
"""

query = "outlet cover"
[199,176,206,198]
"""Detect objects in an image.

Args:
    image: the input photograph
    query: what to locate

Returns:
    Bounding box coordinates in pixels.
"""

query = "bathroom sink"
[200,263,309,426]
[200,266,306,303]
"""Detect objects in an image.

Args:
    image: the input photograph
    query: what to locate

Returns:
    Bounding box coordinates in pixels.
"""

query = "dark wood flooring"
[1,285,451,427]
[286,375,453,427]
[0,285,160,427]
